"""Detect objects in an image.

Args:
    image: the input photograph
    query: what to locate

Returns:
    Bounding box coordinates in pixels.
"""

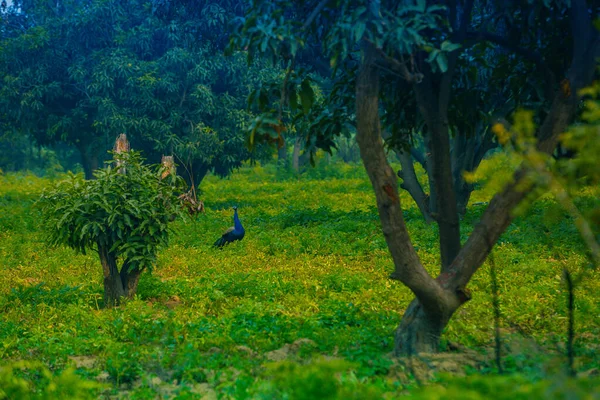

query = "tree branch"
[396,149,433,224]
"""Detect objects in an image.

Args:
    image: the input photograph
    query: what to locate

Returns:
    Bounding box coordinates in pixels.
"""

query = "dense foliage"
[0,0,277,181]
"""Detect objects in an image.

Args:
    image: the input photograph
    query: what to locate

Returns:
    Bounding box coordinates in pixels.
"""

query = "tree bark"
[396,149,433,223]
[414,77,461,271]
[120,260,143,298]
[356,42,465,354]
[98,242,126,307]
[394,299,450,355]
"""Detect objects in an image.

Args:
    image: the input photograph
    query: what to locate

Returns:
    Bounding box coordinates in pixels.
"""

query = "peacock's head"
[232,206,238,211]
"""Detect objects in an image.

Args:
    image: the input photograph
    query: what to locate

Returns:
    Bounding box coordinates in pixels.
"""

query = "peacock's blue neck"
[234,210,244,231]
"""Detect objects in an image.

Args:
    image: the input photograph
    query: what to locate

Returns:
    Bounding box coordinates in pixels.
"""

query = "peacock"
[213,206,245,248]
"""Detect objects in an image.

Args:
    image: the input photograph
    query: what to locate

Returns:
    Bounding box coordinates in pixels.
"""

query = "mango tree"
[39,148,185,306]
[0,0,277,182]
[229,0,600,354]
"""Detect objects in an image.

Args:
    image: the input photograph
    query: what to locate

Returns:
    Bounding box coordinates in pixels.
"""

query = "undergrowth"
[0,153,598,398]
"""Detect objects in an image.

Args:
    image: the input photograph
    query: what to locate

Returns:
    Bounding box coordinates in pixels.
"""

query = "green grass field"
[1,156,599,399]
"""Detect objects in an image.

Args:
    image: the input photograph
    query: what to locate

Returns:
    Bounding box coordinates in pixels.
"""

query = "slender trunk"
[396,149,433,223]
[424,136,437,216]
[98,242,125,307]
[292,136,301,173]
[415,82,461,271]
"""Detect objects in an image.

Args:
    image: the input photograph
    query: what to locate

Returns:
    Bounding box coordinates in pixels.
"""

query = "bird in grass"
[213,206,245,248]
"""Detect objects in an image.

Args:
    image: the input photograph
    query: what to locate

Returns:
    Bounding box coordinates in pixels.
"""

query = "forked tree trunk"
[356,43,465,354]
[356,0,598,355]
[98,243,144,307]
[98,242,126,307]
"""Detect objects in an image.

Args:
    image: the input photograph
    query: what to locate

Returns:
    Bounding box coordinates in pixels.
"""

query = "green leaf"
[436,52,448,73]
[441,40,461,52]
[354,22,366,43]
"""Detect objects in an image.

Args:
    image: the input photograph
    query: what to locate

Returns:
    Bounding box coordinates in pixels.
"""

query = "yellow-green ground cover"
[1,155,599,398]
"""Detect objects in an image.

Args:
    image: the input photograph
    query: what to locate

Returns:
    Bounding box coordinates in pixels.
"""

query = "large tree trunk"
[394,299,452,355]
[356,42,466,354]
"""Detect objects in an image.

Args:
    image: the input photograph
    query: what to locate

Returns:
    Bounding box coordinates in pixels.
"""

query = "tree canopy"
[0,0,277,182]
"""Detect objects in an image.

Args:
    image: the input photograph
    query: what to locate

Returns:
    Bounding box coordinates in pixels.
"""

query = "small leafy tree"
[39,151,185,306]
